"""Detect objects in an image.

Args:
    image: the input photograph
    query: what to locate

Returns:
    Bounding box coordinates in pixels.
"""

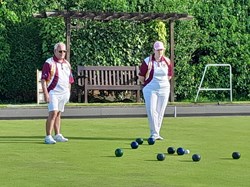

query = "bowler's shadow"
[0,135,136,144]
[0,135,44,144]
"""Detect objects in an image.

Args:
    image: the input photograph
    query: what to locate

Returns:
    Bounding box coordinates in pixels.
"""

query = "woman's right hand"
[44,93,49,103]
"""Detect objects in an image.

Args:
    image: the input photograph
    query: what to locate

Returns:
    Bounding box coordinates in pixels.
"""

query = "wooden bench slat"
[87,85,141,90]
[116,71,120,85]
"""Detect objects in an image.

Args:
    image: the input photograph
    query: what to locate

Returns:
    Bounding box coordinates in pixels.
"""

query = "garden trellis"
[33,10,193,102]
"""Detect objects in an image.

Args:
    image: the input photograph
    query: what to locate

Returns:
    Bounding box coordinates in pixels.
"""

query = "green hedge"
[0,0,249,103]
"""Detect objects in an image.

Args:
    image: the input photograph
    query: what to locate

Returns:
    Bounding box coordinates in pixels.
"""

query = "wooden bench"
[77,65,141,103]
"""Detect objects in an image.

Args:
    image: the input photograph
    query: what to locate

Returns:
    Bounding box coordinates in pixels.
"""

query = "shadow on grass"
[0,136,43,139]
[0,140,43,144]
[219,158,233,160]
[165,154,180,157]
[0,136,43,143]
[0,136,135,142]
[102,156,117,158]
[179,160,194,162]
[68,136,136,141]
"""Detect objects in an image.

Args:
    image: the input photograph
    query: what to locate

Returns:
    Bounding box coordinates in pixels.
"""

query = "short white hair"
[54,42,66,50]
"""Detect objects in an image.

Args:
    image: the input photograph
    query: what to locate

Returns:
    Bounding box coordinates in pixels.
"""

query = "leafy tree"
[189,0,250,101]
[0,0,249,103]
[0,0,19,101]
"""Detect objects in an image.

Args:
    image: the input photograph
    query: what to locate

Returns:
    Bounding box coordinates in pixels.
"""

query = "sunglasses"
[58,50,67,53]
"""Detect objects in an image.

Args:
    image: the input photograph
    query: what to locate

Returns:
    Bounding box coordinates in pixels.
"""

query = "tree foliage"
[0,0,249,103]
[0,0,19,100]
[188,0,250,101]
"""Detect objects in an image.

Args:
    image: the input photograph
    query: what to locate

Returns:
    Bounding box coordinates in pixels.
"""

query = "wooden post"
[169,20,175,102]
[65,15,71,63]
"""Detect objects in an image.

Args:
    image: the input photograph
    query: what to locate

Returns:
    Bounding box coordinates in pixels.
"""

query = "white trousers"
[143,87,170,137]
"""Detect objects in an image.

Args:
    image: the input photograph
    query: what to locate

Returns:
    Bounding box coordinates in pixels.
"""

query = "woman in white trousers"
[138,41,173,140]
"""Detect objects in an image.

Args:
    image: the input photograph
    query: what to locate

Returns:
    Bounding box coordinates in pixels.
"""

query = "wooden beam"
[33,11,191,22]
[169,20,175,102]
[65,16,71,63]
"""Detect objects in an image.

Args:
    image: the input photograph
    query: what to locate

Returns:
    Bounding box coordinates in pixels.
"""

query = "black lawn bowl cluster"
[114,139,241,162]
[167,146,201,162]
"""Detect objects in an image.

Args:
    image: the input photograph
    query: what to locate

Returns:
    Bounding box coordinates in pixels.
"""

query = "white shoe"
[44,135,56,144]
[54,134,68,142]
[156,136,164,140]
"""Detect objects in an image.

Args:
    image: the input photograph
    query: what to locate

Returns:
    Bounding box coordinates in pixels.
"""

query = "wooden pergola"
[33,11,193,102]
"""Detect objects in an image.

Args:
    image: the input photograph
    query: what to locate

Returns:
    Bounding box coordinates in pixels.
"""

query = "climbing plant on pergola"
[33,11,193,102]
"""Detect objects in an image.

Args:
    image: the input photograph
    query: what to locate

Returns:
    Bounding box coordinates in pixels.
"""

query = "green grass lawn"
[0,116,249,187]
